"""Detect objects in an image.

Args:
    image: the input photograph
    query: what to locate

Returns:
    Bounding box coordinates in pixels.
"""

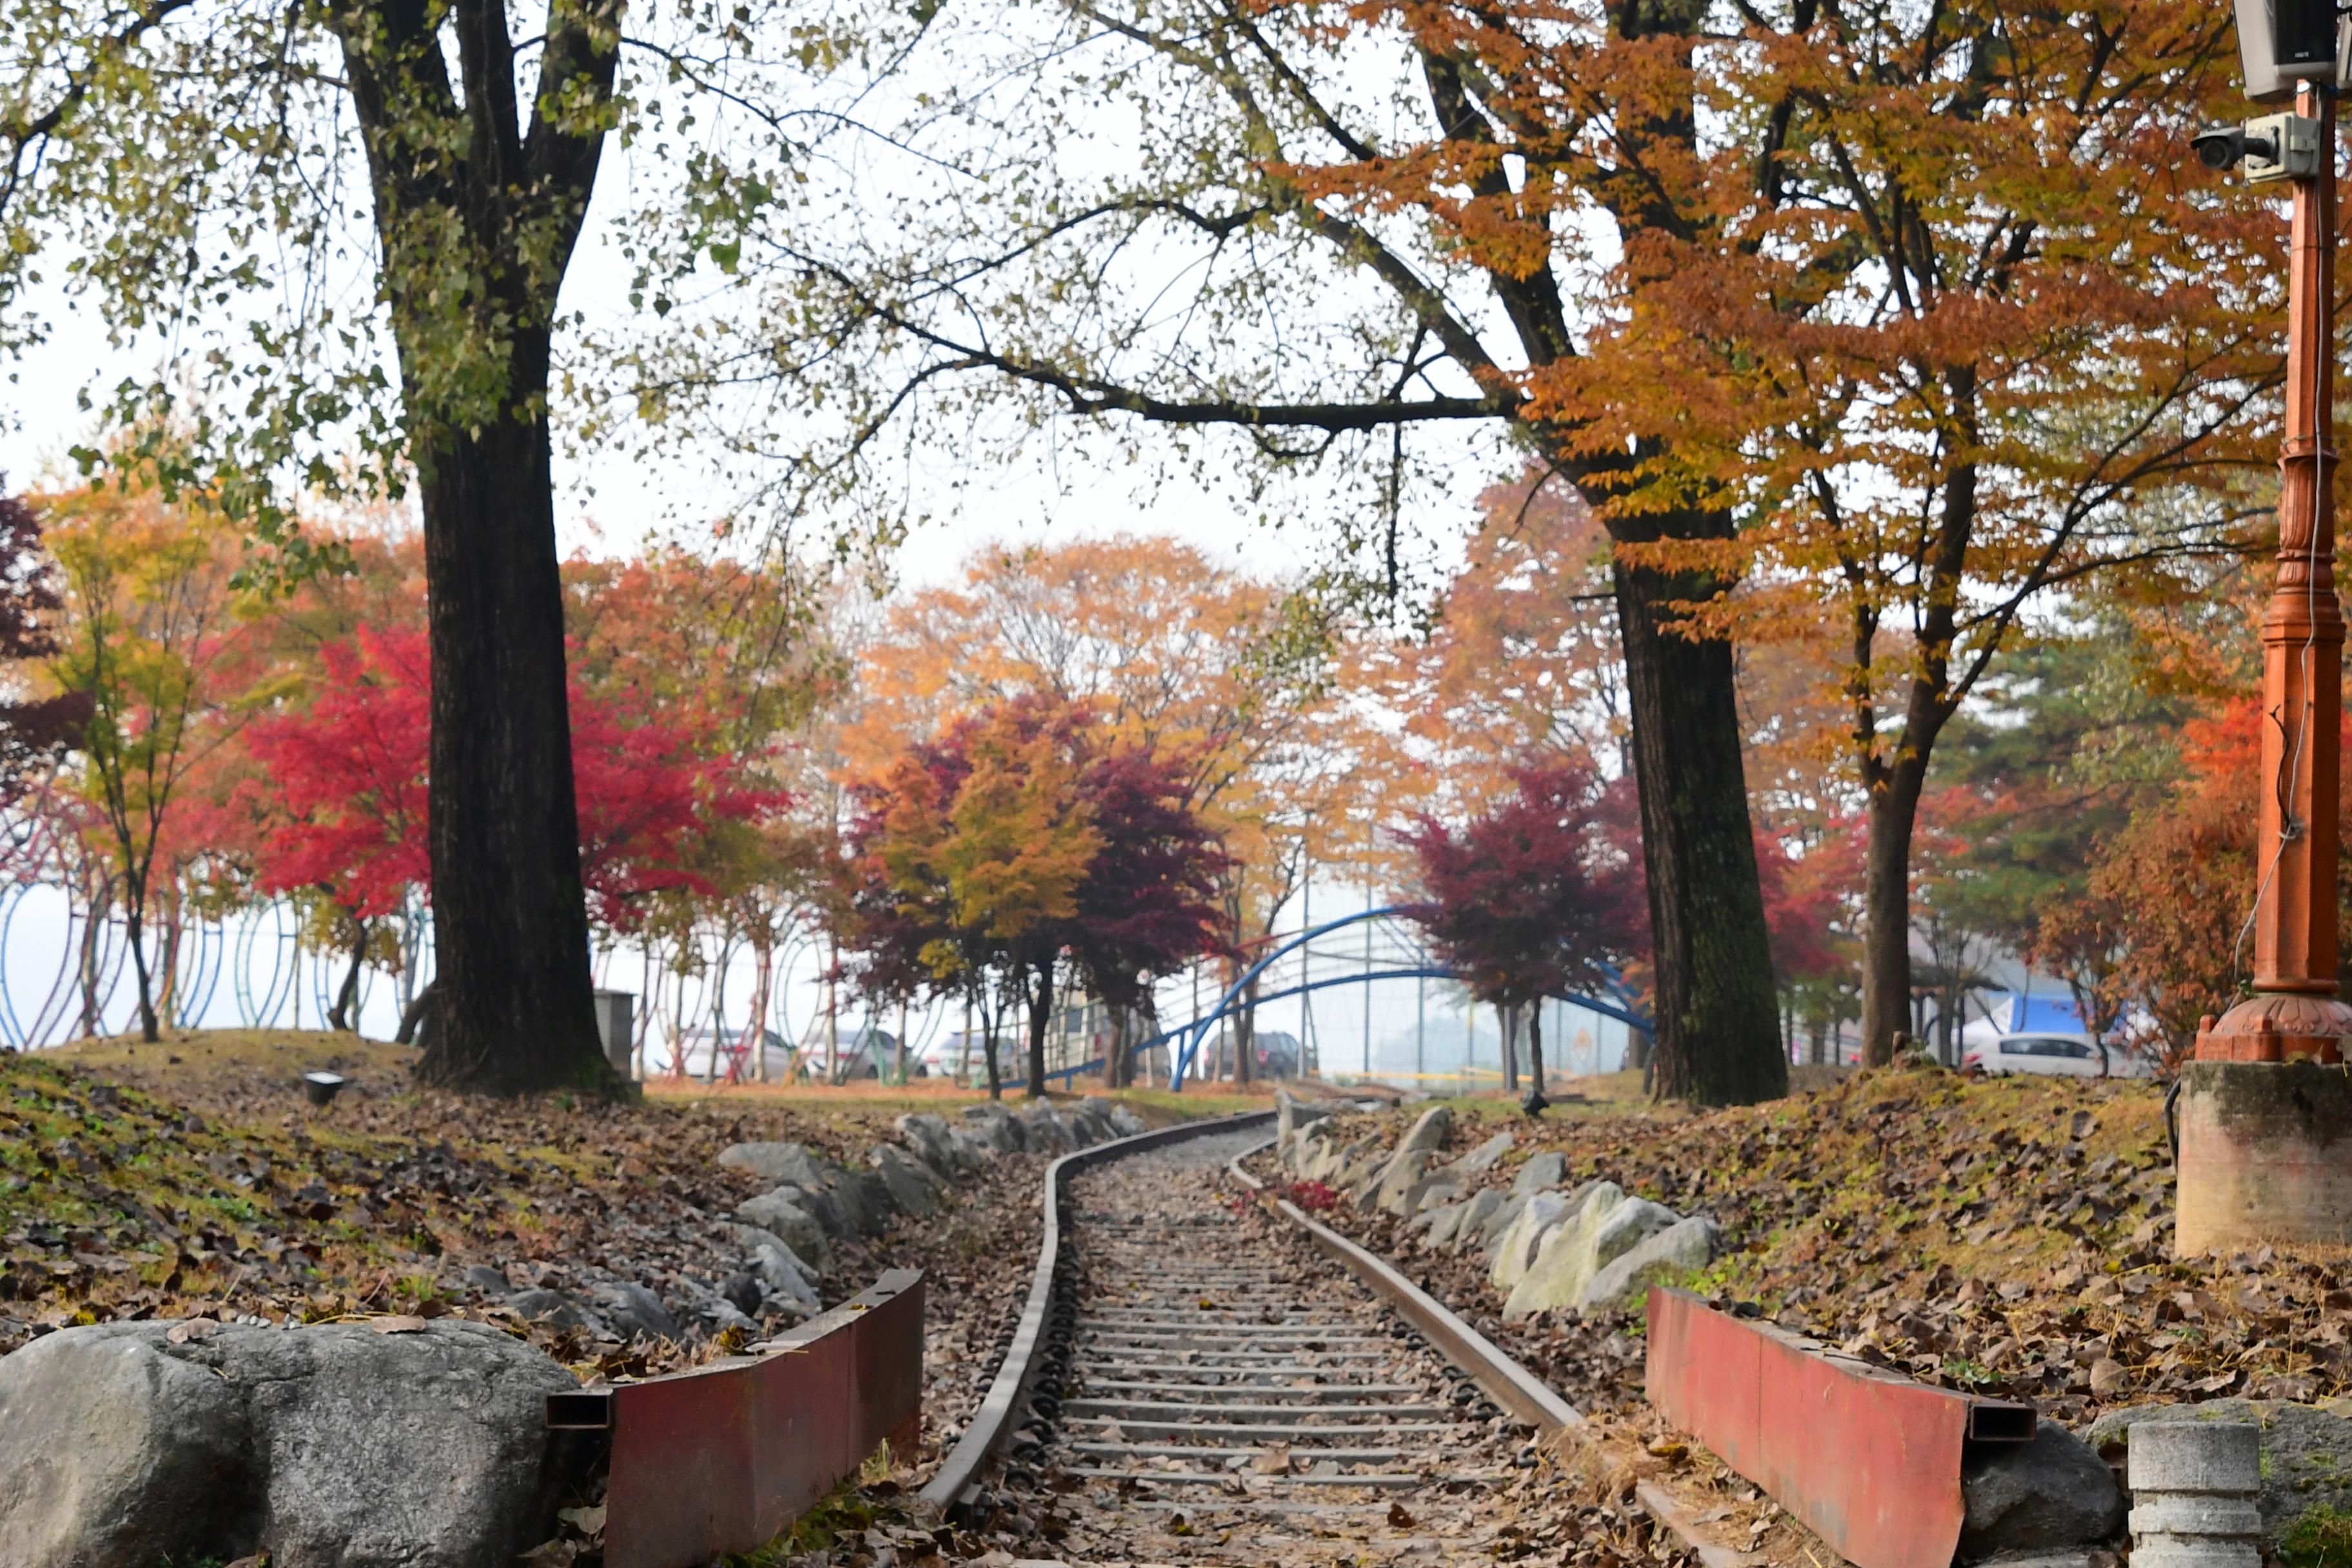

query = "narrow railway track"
[970,1124,1545,1560]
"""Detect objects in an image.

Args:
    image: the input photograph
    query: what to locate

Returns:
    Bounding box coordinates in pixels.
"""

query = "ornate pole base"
[2193,993,2352,1063]
[2175,1055,2352,1255]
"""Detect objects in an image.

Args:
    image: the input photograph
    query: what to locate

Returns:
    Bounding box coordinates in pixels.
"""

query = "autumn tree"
[2075,700,2352,1070]
[1632,6,2268,1066]
[842,694,1227,1094]
[838,536,1351,1072]
[22,0,867,1093]
[1068,745,1233,1087]
[43,484,253,1042]
[645,0,1798,1103]
[242,618,784,1035]
[1402,756,1642,1114]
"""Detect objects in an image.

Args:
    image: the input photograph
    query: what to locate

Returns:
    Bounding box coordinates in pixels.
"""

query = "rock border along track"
[1228,1138,1743,1568]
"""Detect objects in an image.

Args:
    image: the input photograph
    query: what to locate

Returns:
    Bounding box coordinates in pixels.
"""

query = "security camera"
[2195,125,2251,168]
[2193,124,2281,170]
[2192,114,2315,182]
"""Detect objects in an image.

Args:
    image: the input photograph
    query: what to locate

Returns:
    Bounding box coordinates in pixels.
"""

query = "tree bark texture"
[332,0,619,1095]
[1025,957,1054,1098]
[1612,540,1788,1104]
[329,917,368,1033]
[1524,1008,1549,1115]
[413,407,606,1092]
[1860,739,1932,1066]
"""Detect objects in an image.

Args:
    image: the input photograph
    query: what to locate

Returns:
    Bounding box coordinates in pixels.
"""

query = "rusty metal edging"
[1645,1286,2035,1568]
[916,1106,1279,1513]
[1228,1139,1749,1568]
[547,1268,925,1568]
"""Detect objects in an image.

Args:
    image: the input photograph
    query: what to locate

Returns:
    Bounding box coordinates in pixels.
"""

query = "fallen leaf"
[369,1315,429,1334]
[1250,1443,1293,1475]
[166,1319,219,1345]
[1387,1501,1416,1527]
[556,1503,606,1537]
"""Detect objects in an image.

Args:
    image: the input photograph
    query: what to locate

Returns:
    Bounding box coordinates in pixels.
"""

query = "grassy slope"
[0,1028,1223,1364]
[1317,1064,2348,1431]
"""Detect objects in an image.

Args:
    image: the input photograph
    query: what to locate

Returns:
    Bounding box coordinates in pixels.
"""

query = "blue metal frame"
[1166,906,1652,1089]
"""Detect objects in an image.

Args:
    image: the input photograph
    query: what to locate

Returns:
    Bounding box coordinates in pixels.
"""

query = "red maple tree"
[249,623,781,1016]
[1402,756,1645,1112]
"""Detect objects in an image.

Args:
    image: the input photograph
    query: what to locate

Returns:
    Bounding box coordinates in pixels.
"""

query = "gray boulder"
[828,1168,898,1235]
[1446,1189,1505,1249]
[961,1103,1030,1153]
[0,1320,250,1567]
[1019,1101,1075,1153]
[1420,1200,1471,1246]
[1446,1131,1516,1177]
[1411,1178,1467,1216]
[729,1222,823,1288]
[716,1141,834,1188]
[896,1114,981,1177]
[1467,1190,1522,1251]
[1277,1088,1333,1153]
[505,1288,609,1337]
[1397,1104,1455,1155]
[870,1143,936,1215]
[1108,1103,1148,1137]
[1512,1151,1567,1197]
[0,1319,582,1568]
[1489,1190,1578,1290]
[726,1223,819,1304]
[955,1104,1030,1152]
[734,1189,833,1270]
[1367,1148,1440,1213]
[1067,1098,1120,1146]
[589,1282,680,1342]
[2086,1399,2352,1548]
[1504,1191,1675,1320]
[1959,1424,2126,1562]
[460,1264,511,1295]
[1575,1215,1719,1314]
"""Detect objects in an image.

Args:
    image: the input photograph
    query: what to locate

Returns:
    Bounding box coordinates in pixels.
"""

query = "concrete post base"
[2127,1422,2261,1568]
[2175,1060,2352,1254]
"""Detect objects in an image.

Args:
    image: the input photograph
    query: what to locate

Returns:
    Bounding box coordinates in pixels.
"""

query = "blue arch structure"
[1163,905,1651,1090]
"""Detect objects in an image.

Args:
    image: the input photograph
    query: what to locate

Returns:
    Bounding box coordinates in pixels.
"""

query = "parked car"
[1961,1032,2151,1079]
[660,1026,794,1082]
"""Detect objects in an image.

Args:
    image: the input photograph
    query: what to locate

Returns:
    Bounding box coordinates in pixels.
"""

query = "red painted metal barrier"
[1645,1288,2032,1568]
[548,1269,924,1568]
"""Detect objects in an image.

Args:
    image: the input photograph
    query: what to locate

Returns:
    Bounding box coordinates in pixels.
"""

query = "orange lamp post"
[2175,58,2352,1251]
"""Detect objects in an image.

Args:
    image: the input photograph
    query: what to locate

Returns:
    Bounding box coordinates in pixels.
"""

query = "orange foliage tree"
[839,536,1357,1080]
[1609,8,2273,1065]
[2072,701,2352,1070]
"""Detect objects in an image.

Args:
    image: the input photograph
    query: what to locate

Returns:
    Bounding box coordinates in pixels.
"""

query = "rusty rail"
[1229,1138,1752,1568]
[916,1107,1278,1514]
[547,1269,925,1568]
[1645,1286,2034,1568]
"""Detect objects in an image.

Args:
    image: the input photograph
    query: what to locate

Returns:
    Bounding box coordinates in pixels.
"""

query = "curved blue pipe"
[1169,906,1652,1088]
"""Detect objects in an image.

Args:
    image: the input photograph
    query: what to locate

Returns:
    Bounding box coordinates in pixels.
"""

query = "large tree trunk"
[124,895,158,1043]
[1861,747,1930,1066]
[412,404,607,1093]
[1612,541,1787,1104]
[1523,1006,1549,1116]
[333,0,620,1096]
[1025,957,1055,1099]
[329,916,368,1033]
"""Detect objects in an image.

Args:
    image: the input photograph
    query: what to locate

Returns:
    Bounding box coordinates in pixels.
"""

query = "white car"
[1961,1032,2151,1078]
